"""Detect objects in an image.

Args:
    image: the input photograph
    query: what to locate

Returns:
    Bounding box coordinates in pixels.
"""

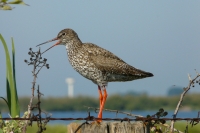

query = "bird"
[36,28,153,123]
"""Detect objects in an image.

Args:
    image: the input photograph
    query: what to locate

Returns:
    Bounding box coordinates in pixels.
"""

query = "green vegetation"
[0,0,29,10]
[152,122,200,133]
[26,124,66,133]
[0,35,22,133]
[170,121,200,133]
[0,93,200,112]
[0,35,20,117]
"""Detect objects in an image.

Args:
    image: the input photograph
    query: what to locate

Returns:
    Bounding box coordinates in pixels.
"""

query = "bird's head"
[36,28,79,54]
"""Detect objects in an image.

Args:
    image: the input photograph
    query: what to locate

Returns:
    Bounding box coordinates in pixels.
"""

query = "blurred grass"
[26,124,67,133]
[151,122,200,132]
[1,94,200,112]
[168,121,200,133]
[175,121,200,133]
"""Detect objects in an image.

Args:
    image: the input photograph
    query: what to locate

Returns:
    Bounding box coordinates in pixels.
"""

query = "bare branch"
[84,106,143,118]
[23,48,50,132]
[170,72,200,133]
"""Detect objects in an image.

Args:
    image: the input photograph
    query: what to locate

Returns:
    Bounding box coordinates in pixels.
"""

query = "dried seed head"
[44,58,47,61]
[28,52,31,55]
[163,112,168,116]
[46,64,50,69]
[159,108,164,113]
[30,58,32,61]
[29,48,32,51]
[156,112,161,116]
[24,60,27,63]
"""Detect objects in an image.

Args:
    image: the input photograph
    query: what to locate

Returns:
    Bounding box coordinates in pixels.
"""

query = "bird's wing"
[83,43,123,61]
[83,43,151,77]
[90,54,144,76]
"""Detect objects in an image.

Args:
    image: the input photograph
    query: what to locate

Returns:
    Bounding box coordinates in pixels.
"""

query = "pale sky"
[0,1,200,97]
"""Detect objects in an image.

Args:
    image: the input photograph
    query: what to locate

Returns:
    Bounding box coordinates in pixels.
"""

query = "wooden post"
[67,122,147,133]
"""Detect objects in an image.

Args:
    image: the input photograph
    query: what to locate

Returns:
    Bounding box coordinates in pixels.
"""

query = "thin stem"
[84,106,143,118]
[170,73,200,133]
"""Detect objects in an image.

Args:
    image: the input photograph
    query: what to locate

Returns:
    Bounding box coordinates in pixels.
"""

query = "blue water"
[2,110,199,125]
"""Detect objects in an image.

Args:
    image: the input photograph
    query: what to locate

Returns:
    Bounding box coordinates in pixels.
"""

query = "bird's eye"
[62,33,66,36]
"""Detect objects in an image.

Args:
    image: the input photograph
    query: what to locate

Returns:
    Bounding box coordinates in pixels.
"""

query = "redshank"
[36,28,153,122]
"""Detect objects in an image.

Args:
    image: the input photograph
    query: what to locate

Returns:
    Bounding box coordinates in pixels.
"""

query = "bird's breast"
[66,50,105,83]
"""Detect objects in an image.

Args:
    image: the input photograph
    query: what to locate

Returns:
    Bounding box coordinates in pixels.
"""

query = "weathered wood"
[67,122,147,133]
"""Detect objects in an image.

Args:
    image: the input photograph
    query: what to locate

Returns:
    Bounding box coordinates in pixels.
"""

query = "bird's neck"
[65,38,82,53]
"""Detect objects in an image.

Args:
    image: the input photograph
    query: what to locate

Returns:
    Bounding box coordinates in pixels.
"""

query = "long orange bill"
[36,37,61,54]
[36,37,58,47]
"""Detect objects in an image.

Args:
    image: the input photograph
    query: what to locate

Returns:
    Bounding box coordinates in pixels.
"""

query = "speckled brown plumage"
[37,28,153,122]
[52,29,153,86]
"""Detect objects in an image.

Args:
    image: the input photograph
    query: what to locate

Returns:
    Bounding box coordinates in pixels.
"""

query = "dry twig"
[170,71,200,133]
[84,106,143,118]
[23,48,49,132]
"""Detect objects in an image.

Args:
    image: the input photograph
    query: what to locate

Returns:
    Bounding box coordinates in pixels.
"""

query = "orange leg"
[98,86,103,106]
[97,86,107,122]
